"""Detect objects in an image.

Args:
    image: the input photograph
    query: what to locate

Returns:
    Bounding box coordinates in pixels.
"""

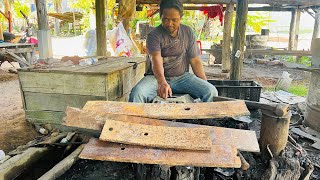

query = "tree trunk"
[54,2,61,36]
[95,0,107,56]
[230,0,248,80]
[222,4,234,73]
[35,0,49,30]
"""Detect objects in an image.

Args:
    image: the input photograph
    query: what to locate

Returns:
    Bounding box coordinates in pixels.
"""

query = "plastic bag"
[276,71,292,92]
[107,22,133,57]
[83,29,97,56]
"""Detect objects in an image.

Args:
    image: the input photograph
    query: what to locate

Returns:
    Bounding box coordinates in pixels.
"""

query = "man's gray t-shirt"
[146,24,200,77]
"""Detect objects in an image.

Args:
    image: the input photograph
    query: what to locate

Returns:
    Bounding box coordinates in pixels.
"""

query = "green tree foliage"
[234,12,275,33]
[70,0,116,31]
[13,0,30,19]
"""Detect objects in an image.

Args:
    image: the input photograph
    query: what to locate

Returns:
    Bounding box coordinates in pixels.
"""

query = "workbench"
[0,43,36,66]
[18,57,146,125]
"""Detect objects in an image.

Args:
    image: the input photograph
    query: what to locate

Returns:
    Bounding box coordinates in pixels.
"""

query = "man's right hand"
[157,81,172,99]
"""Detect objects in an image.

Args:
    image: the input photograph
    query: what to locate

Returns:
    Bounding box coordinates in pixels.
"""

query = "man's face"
[161,8,181,35]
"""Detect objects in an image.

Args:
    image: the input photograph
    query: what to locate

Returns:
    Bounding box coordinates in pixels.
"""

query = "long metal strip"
[83,100,250,119]
[80,138,241,168]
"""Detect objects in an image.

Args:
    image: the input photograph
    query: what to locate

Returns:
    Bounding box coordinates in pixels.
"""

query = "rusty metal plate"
[80,138,241,168]
[82,100,250,119]
[99,119,211,151]
[63,107,260,152]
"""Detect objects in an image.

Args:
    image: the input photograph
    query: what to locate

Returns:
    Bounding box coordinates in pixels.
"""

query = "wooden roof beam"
[136,0,320,6]
[184,6,294,11]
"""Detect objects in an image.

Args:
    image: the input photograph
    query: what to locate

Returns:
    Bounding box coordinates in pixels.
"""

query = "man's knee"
[129,85,145,103]
[202,83,218,102]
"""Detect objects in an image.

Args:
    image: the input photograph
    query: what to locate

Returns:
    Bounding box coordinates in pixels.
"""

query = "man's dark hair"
[160,0,183,17]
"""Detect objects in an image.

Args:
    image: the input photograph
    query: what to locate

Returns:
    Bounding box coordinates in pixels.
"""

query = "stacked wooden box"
[18,57,146,125]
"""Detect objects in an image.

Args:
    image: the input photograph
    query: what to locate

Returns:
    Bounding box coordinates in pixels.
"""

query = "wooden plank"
[100,120,211,151]
[17,57,145,74]
[0,43,35,48]
[63,107,259,152]
[18,71,106,96]
[38,145,84,180]
[83,100,250,119]
[80,138,241,168]
[136,0,320,6]
[184,6,294,12]
[0,147,49,180]
[24,92,106,111]
[6,51,32,66]
[77,57,145,74]
[202,49,312,56]
[26,110,65,124]
[0,48,35,54]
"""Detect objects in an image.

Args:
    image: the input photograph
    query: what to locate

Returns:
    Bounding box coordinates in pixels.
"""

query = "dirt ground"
[0,70,38,153]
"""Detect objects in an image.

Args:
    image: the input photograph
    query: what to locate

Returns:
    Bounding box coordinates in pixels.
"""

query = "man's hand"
[157,81,172,99]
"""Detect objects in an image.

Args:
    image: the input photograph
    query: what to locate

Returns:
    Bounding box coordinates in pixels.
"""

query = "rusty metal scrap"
[63,107,260,152]
[82,100,250,119]
[80,138,241,168]
[99,119,211,151]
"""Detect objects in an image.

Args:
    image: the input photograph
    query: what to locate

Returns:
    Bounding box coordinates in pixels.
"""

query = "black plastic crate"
[208,80,262,102]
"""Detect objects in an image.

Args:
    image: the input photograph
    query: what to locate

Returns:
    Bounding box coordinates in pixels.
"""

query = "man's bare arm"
[190,56,207,80]
[150,51,172,99]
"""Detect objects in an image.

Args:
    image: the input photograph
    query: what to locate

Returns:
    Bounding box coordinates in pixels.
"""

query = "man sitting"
[129,0,218,103]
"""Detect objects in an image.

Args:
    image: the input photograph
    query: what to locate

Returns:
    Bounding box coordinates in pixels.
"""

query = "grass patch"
[263,83,309,97]
[288,83,309,97]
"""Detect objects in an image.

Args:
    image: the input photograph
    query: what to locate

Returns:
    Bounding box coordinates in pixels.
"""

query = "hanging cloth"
[200,5,224,26]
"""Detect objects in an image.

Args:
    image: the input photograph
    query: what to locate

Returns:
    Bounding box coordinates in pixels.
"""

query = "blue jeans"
[129,72,218,103]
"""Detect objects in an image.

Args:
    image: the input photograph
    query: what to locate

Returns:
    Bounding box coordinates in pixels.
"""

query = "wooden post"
[313,8,320,39]
[222,4,234,73]
[230,0,248,80]
[35,0,53,60]
[304,38,320,132]
[294,9,301,50]
[288,9,298,51]
[0,24,3,41]
[260,110,291,160]
[95,0,107,56]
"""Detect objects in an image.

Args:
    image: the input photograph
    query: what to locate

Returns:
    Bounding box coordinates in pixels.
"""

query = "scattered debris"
[261,90,306,104]
[0,150,5,161]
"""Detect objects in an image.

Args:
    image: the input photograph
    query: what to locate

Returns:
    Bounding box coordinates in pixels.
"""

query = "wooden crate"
[18,57,146,125]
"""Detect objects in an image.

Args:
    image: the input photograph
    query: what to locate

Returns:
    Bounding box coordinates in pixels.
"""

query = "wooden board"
[26,110,65,124]
[18,72,106,96]
[77,57,145,74]
[63,107,259,152]
[80,138,241,168]
[24,92,106,111]
[83,100,250,119]
[99,119,211,151]
[106,62,145,100]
